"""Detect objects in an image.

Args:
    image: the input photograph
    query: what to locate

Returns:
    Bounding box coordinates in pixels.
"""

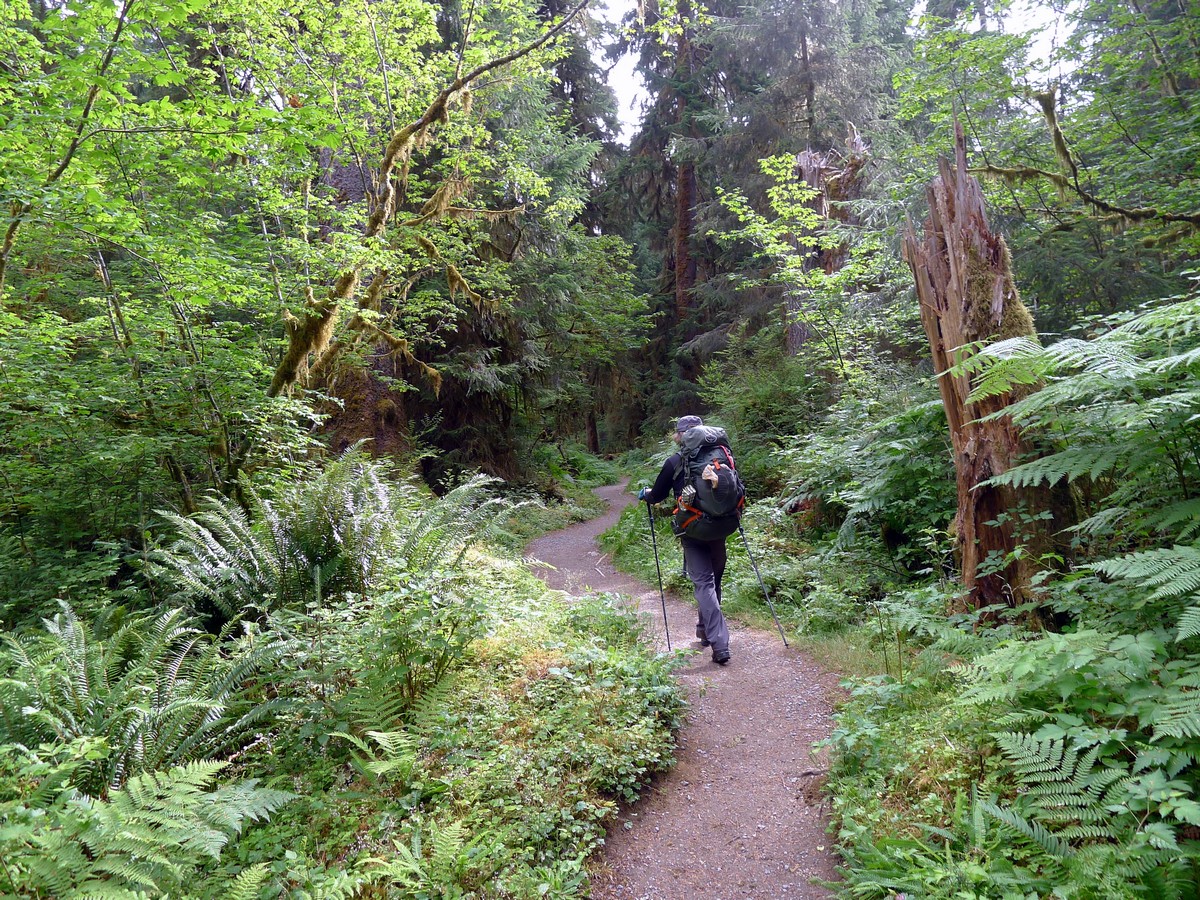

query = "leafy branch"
[267,0,591,398]
[0,0,139,297]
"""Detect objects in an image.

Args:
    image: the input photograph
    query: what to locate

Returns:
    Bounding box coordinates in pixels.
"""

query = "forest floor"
[526,481,842,899]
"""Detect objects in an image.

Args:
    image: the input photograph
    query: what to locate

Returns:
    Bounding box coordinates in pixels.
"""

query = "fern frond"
[1091,545,1200,606]
[405,675,459,737]
[986,444,1126,489]
[1143,499,1200,541]
[977,798,1070,857]
[12,757,293,897]
[954,336,1048,400]
[223,862,271,900]
[152,445,412,616]
[0,604,282,790]
[1148,684,1200,740]
[396,474,519,573]
[960,333,1146,403]
[1069,505,1131,538]
[1176,607,1200,642]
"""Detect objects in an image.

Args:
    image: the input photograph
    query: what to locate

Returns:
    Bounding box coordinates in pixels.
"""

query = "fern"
[153,445,409,617]
[956,333,1146,403]
[152,448,518,621]
[987,443,1127,489]
[1177,607,1200,643]
[993,734,1126,823]
[0,745,293,899]
[395,473,517,573]
[975,731,1200,895]
[1068,504,1131,538]
[1090,545,1200,607]
[0,603,282,792]
[951,286,1200,578]
[1144,499,1200,542]
[1144,668,1200,740]
[223,863,270,900]
[976,797,1071,858]
[369,819,505,894]
[331,729,417,784]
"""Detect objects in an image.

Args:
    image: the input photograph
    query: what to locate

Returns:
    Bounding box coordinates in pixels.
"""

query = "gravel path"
[525,481,841,899]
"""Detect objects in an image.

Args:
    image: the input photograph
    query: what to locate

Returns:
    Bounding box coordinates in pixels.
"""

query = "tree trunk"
[673,0,698,327]
[675,160,697,325]
[903,125,1045,613]
[586,409,600,454]
[785,127,870,357]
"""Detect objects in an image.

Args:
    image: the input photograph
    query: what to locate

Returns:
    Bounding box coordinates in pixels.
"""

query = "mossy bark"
[265,0,590,400]
[903,125,1049,613]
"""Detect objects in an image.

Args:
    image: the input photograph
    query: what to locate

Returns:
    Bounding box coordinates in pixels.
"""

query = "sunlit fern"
[154,449,519,619]
[153,445,407,616]
[0,602,283,792]
[395,473,522,573]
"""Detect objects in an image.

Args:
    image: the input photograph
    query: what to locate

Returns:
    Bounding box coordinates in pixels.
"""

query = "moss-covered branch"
[266,0,589,398]
[971,90,1200,232]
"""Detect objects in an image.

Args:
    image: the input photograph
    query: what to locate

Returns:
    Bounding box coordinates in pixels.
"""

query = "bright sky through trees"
[597,0,645,142]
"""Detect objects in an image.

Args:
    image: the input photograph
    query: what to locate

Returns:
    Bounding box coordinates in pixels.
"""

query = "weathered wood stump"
[903,124,1048,613]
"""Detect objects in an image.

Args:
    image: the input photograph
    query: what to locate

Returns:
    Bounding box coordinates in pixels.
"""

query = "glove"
[638,487,651,502]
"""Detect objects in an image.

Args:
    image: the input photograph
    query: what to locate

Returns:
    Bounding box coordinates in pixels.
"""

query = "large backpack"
[672,425,746,541]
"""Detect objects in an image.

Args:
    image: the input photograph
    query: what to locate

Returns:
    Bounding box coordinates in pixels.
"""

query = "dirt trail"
[526,481,841,899]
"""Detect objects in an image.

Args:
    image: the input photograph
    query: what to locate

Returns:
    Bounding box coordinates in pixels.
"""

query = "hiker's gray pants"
[682,536,729,653]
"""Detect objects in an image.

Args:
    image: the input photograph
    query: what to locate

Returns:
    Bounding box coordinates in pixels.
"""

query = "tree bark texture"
[785,127,870,357]
[675,160,697,325]
[903,125,1044,613]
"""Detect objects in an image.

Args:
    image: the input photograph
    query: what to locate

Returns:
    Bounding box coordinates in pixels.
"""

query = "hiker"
[638,415,742,665]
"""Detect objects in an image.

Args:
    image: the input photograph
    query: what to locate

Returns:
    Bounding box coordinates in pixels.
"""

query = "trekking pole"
[645,497,672,652]
[738,523,788,648]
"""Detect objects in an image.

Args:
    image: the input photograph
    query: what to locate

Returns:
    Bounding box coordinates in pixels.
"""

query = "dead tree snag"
[903,125,1047,613]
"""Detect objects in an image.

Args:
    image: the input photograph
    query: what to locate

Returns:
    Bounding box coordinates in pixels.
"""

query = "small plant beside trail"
[792,287,1200,897]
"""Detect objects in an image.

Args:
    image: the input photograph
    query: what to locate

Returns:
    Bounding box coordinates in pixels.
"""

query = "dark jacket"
[644,453,684,505]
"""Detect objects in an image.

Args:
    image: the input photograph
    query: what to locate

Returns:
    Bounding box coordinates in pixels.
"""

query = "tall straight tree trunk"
[903,125,1046,613]
[675,161,697,324]
[673,0,697,327]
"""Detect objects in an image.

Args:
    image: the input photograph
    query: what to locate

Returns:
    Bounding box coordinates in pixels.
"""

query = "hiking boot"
[695,623,710,647]
[713,648,731,665]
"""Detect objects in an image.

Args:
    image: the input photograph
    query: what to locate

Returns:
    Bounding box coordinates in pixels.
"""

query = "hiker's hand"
[638,487,651,502]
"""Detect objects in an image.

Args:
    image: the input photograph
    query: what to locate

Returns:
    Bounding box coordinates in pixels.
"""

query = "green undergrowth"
[223,567,687,899]
[490,447,621,552]
[0,558,685,899]
[0,452,685,900]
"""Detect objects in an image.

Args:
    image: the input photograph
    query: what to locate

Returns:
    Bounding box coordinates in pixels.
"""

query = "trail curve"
[525,481,841,899]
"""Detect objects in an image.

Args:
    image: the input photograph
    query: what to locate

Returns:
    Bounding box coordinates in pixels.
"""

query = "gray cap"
[675,415,703,434]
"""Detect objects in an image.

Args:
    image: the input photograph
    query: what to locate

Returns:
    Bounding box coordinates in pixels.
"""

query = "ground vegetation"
[5,0,1200,895]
